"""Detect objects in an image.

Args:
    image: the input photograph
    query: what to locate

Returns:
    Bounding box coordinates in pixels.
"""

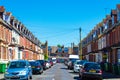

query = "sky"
[0,0,120,47]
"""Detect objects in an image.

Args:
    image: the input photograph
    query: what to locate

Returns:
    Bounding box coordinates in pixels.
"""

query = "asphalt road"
[32,63,120,80]
[32,63,77,80]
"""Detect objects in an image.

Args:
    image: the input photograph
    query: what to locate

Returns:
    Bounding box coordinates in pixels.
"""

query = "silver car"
[73,60,88,73]
[4,60,32,80]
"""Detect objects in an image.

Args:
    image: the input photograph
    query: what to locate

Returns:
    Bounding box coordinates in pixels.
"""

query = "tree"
[57,44,61,48]
[44,53,48,60]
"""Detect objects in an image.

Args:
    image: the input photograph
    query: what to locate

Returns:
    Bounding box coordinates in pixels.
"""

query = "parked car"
[45,60,51,68]
[4,60,32,80]
[57,58,65,63]
[64,59,69,66]
[37,60,46,70]
[79,62,102,80]
[52,59,57,64]
[73,60,88,73]
[49,60,53,66]
[67,58,79,70]
[29,60,43,74]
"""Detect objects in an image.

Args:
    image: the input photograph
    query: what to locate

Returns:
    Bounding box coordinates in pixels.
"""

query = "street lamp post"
[79,28,82,60]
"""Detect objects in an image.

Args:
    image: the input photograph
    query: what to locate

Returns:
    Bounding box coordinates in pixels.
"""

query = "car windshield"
[77,60,87,65]
[40,60,44,63]
[69,58,79,61]
[9,61,26,68]
[85,63,101,69]
[29,61,40,66]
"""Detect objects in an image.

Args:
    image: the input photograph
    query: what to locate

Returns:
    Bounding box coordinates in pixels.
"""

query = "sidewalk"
[0,73,4,80]
[103,71,120,80]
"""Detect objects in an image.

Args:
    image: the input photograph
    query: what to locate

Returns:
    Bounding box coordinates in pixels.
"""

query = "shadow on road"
[69,71,79,75]
[74,76,80,80]
[60,67,68,70]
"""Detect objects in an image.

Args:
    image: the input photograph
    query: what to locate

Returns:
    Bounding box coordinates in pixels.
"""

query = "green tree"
[57,44,61,48]
[44,53,48,60]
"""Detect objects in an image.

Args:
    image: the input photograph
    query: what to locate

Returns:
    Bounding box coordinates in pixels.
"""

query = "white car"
[73,60,87,73]
[45,60,51,69]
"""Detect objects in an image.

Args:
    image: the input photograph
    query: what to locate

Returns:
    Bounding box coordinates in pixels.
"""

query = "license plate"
[11,76,19,79]
[89,70,96,73]
[13,76,18,78]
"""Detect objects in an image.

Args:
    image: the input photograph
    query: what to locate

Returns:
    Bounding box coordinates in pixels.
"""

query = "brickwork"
[82,4,120,64]
[0,6,43,61]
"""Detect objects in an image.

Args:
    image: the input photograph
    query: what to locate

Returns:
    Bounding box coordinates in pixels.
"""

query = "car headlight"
[19,71,27,75]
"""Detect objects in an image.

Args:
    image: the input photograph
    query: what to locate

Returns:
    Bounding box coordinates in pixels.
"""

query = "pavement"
[0,73,4,80]
[103,72,120,80]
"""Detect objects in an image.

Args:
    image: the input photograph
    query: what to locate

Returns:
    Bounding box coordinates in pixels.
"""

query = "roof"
[106,15,111,20]
[117,4,120,10]
[0,6,5,12]
[111,10,117,15]
[10,16,14,20]
[6,12,11,16]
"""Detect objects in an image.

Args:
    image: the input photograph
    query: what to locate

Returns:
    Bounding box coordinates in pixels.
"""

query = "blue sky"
[0,0,119,47]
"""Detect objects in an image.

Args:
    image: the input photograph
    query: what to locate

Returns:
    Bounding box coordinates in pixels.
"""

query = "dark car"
[29,60,43,74]
[37,60,47,70]
[79,62,102,80]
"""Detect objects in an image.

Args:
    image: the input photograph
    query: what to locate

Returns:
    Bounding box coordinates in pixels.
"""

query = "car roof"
[83,62,99,65]
[10,60,28,62]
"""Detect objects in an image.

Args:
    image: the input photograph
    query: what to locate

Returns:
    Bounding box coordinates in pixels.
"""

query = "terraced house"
[0,6,44,63]
[82,4,120,71]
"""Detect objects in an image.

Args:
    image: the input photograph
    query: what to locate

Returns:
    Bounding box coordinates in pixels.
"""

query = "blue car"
[4,60,32,80]
[29,60,43,74]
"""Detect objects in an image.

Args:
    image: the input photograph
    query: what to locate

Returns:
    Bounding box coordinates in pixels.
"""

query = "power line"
[39,29,78,39]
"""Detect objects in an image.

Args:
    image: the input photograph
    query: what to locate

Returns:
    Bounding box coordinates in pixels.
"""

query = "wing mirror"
[79,65,83,68]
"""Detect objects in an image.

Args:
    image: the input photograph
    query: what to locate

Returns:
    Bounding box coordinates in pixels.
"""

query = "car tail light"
[36,66,40,68]
[82,68,86,72]
[99,70,102,74]
[97,70,102,74]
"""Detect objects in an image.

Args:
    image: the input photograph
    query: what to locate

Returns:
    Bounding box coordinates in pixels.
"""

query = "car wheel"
[74,70,75,73]
[26,76,30,80]
[74,69,76,73]
[30,75,32,79]
[68,66,69,69]
[81,76,85,80]
[99,77,102,80]
[40,71,42,74]
[79,73,81,78]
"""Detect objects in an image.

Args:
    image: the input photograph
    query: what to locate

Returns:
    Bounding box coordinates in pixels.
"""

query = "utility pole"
[71,43,73,54]
[79,27,82,60]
